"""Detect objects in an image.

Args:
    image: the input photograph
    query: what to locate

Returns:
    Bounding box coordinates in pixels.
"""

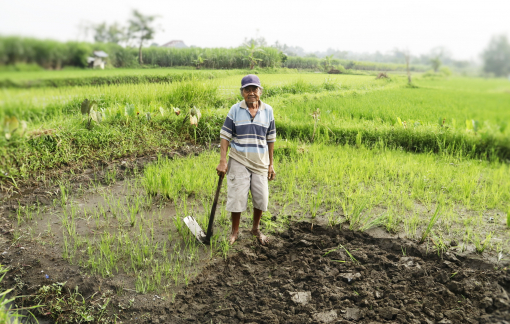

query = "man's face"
[242,86,261,104]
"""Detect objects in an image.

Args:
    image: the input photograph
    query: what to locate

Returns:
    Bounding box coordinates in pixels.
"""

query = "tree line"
[1,7,508,76]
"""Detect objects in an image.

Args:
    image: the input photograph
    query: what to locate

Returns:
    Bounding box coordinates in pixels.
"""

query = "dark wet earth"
[168,223,510,324]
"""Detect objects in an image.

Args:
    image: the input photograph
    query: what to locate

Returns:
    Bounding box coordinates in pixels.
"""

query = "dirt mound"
[376,72,389,79]
[170,223,510,323]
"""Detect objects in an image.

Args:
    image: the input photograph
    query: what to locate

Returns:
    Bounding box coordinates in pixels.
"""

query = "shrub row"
[284,56,429,72]
[0,36,281,70]
[0,36,428,73]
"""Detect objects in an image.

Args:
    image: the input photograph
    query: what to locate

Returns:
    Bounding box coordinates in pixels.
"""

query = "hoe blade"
[184,216,206,243]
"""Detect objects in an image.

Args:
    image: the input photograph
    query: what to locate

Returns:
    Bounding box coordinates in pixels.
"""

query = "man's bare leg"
[251,208,269,245]
[230,212,241,245]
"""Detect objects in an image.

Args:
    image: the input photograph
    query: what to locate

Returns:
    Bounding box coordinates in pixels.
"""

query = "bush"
[440,66,452,76]
[283,56,429,72]
[0,63,43,72]
[335,64,347,73]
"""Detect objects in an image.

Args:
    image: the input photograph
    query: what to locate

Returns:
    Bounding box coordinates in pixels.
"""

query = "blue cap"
[241,74,263,89]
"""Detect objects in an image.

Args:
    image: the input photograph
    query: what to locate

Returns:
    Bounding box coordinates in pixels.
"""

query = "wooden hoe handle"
[204,174,224,243]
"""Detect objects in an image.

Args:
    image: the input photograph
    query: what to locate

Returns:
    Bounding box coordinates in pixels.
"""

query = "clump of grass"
[473,232,493,254]
[21,282,113,323]
[323,245,359,264]
[348,198,369,230]
[359,213,387,232]
[420,204,442,243]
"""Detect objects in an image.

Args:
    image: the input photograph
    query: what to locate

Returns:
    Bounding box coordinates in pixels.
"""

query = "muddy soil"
[1,222,509,323]
[169,223,510,324]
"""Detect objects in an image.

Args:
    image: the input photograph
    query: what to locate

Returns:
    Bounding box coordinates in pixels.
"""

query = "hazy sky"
[1,0,509,61]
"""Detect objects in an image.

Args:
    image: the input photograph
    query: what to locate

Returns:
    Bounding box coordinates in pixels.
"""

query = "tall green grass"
[144,140,510,251]
[1,73,509,183]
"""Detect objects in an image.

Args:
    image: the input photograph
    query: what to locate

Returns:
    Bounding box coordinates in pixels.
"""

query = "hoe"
[183,174,224,245]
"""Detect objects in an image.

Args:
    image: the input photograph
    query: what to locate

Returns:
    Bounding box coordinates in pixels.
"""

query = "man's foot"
[229,231,238,245]
[251,229,269,245]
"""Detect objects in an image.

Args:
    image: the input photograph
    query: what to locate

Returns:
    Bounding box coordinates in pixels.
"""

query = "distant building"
[160,40,188,49]
[87,51,108,69]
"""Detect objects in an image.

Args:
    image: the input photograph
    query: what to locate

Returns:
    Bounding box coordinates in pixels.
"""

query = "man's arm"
[216,138,230,177]
[268,142,275,181]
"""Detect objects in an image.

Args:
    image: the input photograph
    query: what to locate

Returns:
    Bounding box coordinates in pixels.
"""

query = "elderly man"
[216,74,276,245]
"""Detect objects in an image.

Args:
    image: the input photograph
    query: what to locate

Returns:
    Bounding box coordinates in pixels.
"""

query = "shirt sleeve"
[220,110,235,142]
[266,113,276,143]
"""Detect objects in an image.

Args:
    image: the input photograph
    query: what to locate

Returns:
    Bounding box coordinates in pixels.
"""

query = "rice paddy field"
[0,68,509,323]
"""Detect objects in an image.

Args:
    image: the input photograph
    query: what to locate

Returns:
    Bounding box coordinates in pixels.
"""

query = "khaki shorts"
[226,158,268,212]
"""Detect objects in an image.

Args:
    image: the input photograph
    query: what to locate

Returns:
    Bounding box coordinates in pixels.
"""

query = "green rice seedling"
[359,213,387,232]
[324,206,340,227]
[126,197,141,227]
[420,204,442,243]
[384,208,400,233]
[473,232,493,254]
[215,236,229,259]
[403,211,420,239]
[432,234,448,257]
[323,244,358,264]
[507,208,510,229]
[135,272,148,294]
[323,246,341,257]
[16,204,22,226]
[261,212,277,233]
[59,182,68,207]
[104,168,117,185]
[308,188,324,219]
[341,245,359,264]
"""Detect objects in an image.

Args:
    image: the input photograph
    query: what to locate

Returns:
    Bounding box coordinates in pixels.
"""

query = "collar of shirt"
[239,100,266,111]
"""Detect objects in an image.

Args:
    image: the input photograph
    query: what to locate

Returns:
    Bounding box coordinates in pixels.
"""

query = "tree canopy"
[93,22,125,44]
[482,35,510,77]
[128,10,159,64]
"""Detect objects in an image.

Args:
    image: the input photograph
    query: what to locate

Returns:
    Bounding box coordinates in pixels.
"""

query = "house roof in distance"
[93,51,109,58]
[161,40,188,48]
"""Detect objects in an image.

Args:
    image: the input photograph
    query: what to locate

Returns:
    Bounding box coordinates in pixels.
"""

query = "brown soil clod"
[169,222,509,323]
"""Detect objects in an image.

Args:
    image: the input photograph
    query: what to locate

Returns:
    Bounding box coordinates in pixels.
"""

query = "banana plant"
[193,54,206,70]
[243,41,265,69]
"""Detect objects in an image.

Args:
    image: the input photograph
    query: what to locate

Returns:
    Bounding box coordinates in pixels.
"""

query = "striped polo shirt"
[220,100,276,175]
